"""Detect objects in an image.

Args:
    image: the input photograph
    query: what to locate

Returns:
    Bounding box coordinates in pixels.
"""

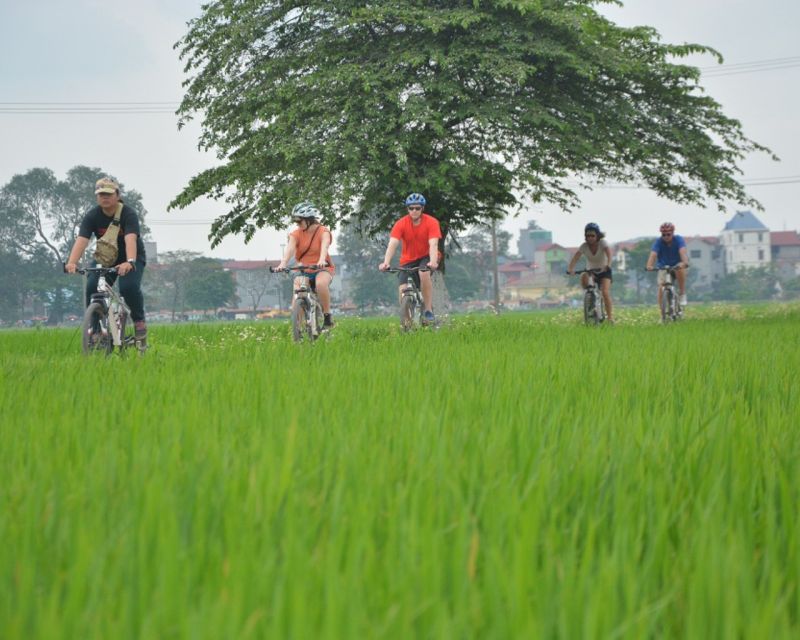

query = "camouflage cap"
[94,177,119,195]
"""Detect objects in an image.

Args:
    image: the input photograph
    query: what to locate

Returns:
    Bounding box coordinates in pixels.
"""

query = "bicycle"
[383,266,433,331]
[648,265,687,323]
[69,265,140,355]
[568,268,607,326]
[270,265,327,342]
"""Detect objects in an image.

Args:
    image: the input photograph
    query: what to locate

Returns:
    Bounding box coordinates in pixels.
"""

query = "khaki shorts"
[658,270,676,286]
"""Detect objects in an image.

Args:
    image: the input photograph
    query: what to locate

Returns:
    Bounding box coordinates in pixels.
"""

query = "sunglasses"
[662,232,673,237]
[407,206,423,211]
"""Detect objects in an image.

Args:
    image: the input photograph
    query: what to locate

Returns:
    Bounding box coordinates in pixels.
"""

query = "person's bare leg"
[420,271,433,312]
[315,272,332,314]
[601,278,613,322]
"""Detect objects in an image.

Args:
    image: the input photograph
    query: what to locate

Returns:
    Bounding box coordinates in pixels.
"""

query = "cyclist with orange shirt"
[378,193,442,324]
[275,202,336,328]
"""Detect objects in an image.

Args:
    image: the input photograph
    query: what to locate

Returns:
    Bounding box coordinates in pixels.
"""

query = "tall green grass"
[1,304,798,638]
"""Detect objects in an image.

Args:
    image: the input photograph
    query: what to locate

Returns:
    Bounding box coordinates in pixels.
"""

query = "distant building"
[533,242,570,275]
[771,230,800,279]
[719,210,770,273]
[610,238,653,273]
[498,260,568,302]
[684,236,723,290]
[517,221,552,261]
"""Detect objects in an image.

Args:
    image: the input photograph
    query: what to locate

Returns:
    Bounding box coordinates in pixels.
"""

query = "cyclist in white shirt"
[567,222,614,323]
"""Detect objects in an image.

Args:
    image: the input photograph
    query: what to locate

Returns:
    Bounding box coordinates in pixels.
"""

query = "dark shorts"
[398,257,430,287]
[589,268,612,283]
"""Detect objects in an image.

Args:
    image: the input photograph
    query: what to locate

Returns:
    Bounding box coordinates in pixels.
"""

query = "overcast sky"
[1,0,798,259]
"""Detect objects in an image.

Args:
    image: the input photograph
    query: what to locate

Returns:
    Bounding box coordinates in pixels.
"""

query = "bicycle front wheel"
[82,302,112,355]
[661,288,674,322]
[400,296,415,331]
[291,298,310,342]
[583,291,599,326]
[118,312,136,353]
[312,299,324,338]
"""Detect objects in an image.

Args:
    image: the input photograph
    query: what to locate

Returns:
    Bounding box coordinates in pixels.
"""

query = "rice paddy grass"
[1,302,798,638]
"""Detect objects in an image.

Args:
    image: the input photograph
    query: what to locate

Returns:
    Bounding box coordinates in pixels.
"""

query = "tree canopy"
[172,0,769,247]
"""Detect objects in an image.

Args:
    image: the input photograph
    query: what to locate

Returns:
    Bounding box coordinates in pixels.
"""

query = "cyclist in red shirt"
[379,193,442,324]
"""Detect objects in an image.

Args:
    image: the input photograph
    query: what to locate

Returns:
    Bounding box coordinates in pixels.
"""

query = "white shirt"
[578,238,610,269]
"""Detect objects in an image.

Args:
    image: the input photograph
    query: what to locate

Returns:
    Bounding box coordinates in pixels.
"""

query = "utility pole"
[491,219,501,313]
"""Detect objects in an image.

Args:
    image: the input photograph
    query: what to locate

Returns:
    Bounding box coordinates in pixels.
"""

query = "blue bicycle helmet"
[584,222,601,235]
[404,193,427,207]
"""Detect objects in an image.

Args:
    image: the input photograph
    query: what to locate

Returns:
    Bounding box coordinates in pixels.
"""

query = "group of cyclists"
[65,179,689,341]
[567,220,690,324]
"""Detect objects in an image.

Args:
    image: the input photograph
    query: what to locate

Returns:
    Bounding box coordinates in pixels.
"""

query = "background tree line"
[0,167,236,325]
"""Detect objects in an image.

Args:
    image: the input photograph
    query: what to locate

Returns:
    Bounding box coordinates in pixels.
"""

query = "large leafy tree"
[172,0,768,247]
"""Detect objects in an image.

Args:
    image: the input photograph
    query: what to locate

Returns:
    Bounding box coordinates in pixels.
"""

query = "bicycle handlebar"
[645,264,689,272]
[270,264,330,273]
[383,267,431,273]
[63,264,118,276]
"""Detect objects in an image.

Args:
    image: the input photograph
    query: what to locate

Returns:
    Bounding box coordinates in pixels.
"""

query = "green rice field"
[1,303,799,638]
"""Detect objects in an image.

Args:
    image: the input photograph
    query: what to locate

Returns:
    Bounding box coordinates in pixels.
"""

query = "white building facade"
[719,211,771,273]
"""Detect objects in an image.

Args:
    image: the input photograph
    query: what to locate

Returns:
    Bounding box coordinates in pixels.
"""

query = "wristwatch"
[127,258,137,269]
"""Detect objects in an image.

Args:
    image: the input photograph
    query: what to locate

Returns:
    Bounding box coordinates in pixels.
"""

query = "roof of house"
[771,230,800,246]
[686,235,720,245]
[537,242,566,252]
[614,237,655,251]
[222,260,280,270]
[723,210,768,231]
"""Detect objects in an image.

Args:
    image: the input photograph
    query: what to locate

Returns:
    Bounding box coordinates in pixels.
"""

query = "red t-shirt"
[390,214,442,264]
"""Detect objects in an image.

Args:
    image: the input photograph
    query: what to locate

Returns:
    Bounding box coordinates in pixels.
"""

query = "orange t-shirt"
[390,213,442,264]
[290,224,335,273]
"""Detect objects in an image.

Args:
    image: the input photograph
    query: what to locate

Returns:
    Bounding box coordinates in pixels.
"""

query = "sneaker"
[422,310,435,325]
[134,321,148,350]
[679,294,687,307]
[323,313,335,329]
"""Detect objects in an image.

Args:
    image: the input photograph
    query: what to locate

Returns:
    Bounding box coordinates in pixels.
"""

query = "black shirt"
[78,204,147,265]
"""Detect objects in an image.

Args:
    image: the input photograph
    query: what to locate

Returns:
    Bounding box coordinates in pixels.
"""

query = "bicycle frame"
[93,270,132,348]
[384,266,430,329]
[649,265,686,322]
[293,274,322,339]
[569,269,606,325]
[271,265,328,341]
[74,265,133,350]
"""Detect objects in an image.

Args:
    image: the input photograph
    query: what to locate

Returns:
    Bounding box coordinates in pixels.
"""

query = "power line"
[567,175,800,190]
[699,55,800,71]
[700,55,800,77]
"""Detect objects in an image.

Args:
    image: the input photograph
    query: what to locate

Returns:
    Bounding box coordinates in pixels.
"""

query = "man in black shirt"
[66,177,148,346]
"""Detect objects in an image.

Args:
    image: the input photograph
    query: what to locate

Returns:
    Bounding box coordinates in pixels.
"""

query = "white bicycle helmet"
[291,202,320,220]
